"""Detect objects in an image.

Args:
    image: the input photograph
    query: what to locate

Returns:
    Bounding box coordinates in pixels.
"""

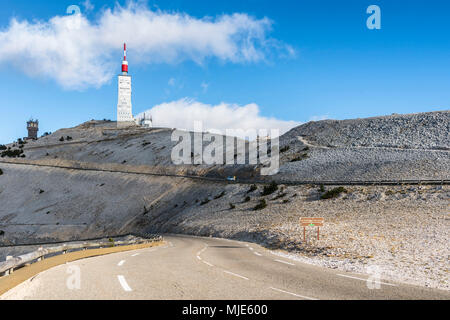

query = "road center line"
[274,259,295,266]
[223,270,249,280]
[337,274,398,287]
[117,275,132,292]
[270,287,318,300]
[131,253,140,257]
[117,260,125,266]
[254,252,262,256]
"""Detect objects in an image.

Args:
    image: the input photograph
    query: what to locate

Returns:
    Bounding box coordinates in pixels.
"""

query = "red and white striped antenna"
[122,43,128,74]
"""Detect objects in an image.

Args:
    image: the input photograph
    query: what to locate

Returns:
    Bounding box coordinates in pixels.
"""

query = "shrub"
[319,184,325,192]
[214,191,226,199]
[229,203,235,209]
[247,184,257,193]
[280,145,290,153]
[59,137,65,142]
[1,149,23,158]
[108,238,115,247]
[320,187,347,200]
[253,199,267,210]
[244,196,251,202]
[0,230,4,236]
[66,136,73,141]
[200,198,210,205]
[39,189,45,194]
[302,146,310,151]
[0,145,6,151]
[290,153,308,162]
[273,192,287,200]
[282,199,290,204]
[0,168,3,175]
[261,182,278,196]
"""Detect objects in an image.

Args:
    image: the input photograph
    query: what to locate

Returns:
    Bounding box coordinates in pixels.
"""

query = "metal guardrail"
[0,235,162,277]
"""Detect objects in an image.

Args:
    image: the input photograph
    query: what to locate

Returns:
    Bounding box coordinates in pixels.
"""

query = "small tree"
[214,191,226,199]
[320,187,347,200]
[59,136,65,142]
[247,184,257,193]
[253,199,267,210]
[261,182,278,196]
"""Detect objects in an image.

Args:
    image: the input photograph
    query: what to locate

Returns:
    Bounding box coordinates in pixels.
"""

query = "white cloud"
[309,115,330,121]
[168,78,176,86]
[0,2,294,90]
[136,98,300,138]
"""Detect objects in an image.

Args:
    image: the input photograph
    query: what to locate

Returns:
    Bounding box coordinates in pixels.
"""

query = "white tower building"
[117,43,134,123]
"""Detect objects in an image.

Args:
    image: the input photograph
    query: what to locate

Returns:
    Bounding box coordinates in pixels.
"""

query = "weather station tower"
[117,43,134,124]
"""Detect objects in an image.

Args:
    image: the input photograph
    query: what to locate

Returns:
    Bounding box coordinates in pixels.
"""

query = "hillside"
[0,110,449,289]
[281,110,449,150]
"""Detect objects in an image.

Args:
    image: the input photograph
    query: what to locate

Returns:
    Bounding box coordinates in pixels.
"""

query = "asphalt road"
[1,235,449,300]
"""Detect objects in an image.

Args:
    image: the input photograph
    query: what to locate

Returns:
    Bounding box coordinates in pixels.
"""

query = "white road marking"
[197,255,202,261]
[274,259,295,266]
[249,247,254,251]
[270,287,318,300]
[337,274,398,287]
[223,270,249,281]
[131,253,140,257]
[202,260,214,267]
[117,260,125,267]
[254,252,262,256]
[117,275,132,292]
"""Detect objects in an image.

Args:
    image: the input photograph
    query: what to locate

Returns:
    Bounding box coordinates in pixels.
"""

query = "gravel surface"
[165,183,449,290]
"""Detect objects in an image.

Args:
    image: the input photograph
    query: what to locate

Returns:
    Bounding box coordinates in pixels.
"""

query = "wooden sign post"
[300,217,324,242]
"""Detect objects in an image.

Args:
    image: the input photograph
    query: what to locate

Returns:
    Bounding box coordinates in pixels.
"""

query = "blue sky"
[0,0,449,144]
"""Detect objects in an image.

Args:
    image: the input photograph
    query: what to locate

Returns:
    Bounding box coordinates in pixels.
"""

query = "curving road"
[1,235,448,300]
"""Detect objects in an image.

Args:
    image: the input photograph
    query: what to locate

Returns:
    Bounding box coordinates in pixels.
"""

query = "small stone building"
[27,119,39,140]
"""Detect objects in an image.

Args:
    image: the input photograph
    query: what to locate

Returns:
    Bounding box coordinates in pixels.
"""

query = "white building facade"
[117,74,134,122]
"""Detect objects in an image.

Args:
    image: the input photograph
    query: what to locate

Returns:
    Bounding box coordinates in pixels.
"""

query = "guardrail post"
[5,256,13,275]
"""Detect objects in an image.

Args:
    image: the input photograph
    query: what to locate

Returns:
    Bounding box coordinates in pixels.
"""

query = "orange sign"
[300,217,324,241]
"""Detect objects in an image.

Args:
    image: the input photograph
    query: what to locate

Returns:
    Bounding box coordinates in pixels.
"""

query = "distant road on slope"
[2,235,449,300]
[1,160,449,186]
